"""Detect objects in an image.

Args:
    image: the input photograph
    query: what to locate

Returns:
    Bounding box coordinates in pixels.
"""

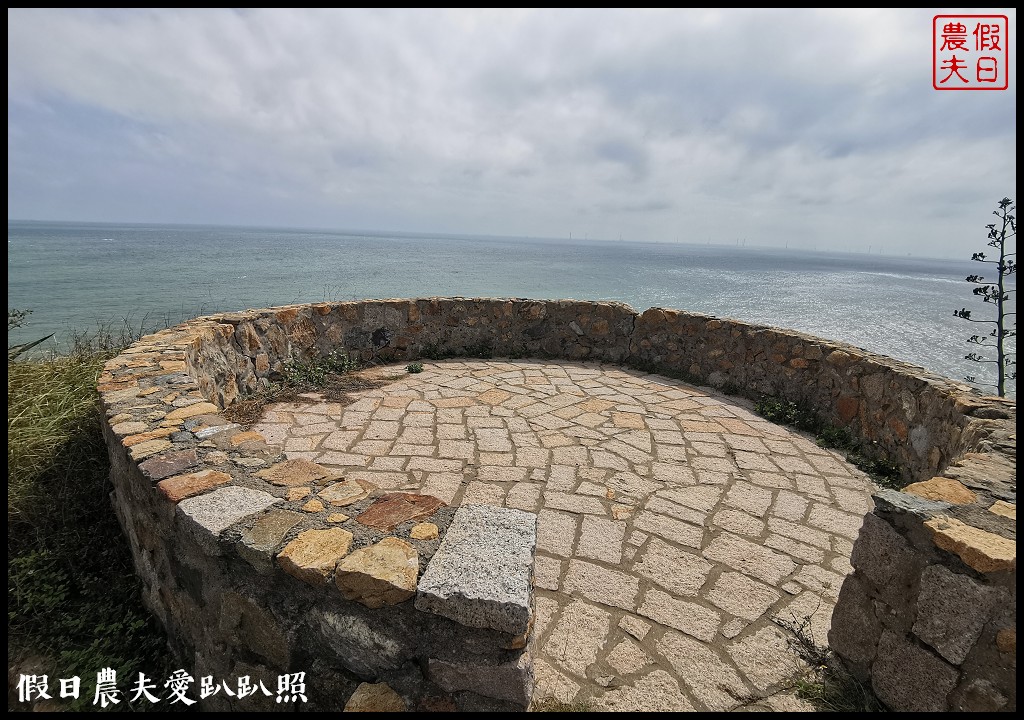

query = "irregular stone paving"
[253,359,877,711]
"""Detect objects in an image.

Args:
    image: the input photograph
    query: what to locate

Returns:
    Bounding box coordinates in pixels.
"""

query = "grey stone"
[871,629,958,712]
[541,600,611,677]
[596,669,695,712]
[657,629,748,711]
[706,571,780,622]
[638,589,720,642]
[195,422,240,439]
[912,564,998,665]
[563,560,640,611]
[727,625,801,692]
[309,607,409,676]
[633,537,712,596]
[874,488,951,519]
[532,658,581,705]
[236,509,304,574]
[951,678,1009,712]
[849,513,921,611]
[828,574,882,677]
[177,486,280,554]
[428,651,534,706]
[702,532,796,585]
[138,449,199,480]
[219,591,290,668]
[909,425,930,457]
[416,504,536,635]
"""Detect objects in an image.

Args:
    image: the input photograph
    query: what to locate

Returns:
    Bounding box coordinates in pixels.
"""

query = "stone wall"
[100,298,1016,712]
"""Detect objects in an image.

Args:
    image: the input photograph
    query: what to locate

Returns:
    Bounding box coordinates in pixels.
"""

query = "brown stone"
[826,350,854,366]
[836,395,859,423]
[477,388,512,405]
[275,307,299,324]
[904,477,977,505]
[129,439,172,460]
[277,528,354,586]
[355,493,445,531]
[327,513,349,523]
[301,499,325,513]
[230,430,266,446]
[336,537,419,608]
[410,522,439,540]
[995,629,1015,655]
[237,509,305,573]
[925,516,1016,573]
[122,427,177,446]
[139,449,199,480]
[319,479,376,507]
[286,486,310,501]
[164,402,220,421]
[255,458,334,487]
[344,682,407,712]
[98,380,138,392]
[988,501,1016,520]
[158,469,232,503]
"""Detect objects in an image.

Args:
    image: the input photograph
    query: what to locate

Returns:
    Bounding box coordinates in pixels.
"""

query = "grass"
[774,614,886,712]
[8,327,180,711]
[627,358,905,488]
[754,396,904,489]
[531,697,594,712]
[222,350,389,426]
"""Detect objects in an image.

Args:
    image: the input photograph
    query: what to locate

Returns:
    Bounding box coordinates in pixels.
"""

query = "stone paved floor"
[252,359,877,711]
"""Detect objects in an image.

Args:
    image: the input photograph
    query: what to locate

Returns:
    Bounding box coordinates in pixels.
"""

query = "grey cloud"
[6,8,1017,257]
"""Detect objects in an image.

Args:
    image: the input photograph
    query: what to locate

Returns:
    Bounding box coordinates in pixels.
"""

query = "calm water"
[7,220,1016,395]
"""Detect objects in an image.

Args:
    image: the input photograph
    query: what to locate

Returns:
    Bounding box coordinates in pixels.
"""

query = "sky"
[7,8,1017,258]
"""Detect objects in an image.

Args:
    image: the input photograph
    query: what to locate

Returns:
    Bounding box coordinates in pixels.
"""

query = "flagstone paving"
[252,359,877,711]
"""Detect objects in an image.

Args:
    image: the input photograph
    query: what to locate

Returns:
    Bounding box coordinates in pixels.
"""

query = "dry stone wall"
[100,298,1016,712]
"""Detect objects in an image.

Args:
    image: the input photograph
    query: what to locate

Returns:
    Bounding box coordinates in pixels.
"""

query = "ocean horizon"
[7,219,1016,396]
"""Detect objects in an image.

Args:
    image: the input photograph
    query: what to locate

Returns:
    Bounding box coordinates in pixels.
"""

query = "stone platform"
[100,298,1015,712]
[253,359,876,711]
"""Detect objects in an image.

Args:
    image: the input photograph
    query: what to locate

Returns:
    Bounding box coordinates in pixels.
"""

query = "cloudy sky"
[7,8,1017,257]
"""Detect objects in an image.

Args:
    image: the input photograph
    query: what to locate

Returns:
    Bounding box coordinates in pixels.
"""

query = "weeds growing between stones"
[774,614,886,712]
[754,397,903,489]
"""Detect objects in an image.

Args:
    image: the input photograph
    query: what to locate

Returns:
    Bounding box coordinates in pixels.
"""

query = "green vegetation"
[954,197,1016,397]
[531,697,594,712]
[774,614,886,712]
[406,362,424,374]
[223,349,385,426]
[282,349,358,386]
[7,308,53,359]
[753,396,903,489]
[8,318,177,711]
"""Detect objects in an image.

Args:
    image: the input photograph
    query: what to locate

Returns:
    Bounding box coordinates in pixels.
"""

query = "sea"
[7,220,1017,396]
